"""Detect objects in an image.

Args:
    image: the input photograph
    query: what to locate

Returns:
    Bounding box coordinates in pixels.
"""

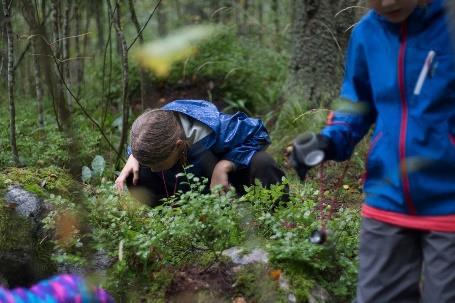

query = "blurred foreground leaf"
[133,25,218,77]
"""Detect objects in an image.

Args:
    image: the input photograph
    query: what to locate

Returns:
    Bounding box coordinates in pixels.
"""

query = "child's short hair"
[130,109,184,167]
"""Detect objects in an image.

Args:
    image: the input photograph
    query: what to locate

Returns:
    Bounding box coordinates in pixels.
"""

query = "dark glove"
[289,132,333,180]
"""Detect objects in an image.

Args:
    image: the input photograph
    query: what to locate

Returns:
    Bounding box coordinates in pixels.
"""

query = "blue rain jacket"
[162,99,271,168]
[321,0,455,231]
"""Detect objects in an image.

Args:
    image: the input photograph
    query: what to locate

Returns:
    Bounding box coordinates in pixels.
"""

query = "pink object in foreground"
[0,274,114,303]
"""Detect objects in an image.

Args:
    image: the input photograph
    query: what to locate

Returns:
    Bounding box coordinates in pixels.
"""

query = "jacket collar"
[373,0,445,33]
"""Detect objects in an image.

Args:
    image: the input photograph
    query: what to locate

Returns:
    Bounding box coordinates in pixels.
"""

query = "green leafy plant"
[81,155,106,184]
[241,181,360,302]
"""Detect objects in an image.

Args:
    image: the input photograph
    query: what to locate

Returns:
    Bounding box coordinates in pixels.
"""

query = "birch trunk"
[74,3,83,97]
[62,1,72,110]
[31,38,45,128]
[108,0,129,167]
[127,0,147,110]
[3,0,19,165]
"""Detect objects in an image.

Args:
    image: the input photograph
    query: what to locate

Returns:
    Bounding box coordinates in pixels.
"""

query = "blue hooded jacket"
[321,0,455,231]
[127,100,271,189]
[162,99,271,168]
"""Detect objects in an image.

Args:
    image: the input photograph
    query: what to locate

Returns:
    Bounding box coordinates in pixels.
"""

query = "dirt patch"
[131,77,227,112]
[166,261,236,302]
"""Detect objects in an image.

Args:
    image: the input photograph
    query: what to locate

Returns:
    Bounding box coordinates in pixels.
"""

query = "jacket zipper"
[398,22,417,214]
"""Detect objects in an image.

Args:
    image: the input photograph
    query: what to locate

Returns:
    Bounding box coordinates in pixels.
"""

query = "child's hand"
[210,160,236,191]
[290,132,332,180]
[115,155,140,191]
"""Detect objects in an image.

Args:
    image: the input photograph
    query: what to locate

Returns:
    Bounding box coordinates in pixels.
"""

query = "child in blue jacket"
[292,0,455,302]
[115,100,287,206]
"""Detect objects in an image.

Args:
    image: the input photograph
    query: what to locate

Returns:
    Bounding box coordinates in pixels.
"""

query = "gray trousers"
[355,217,455,303]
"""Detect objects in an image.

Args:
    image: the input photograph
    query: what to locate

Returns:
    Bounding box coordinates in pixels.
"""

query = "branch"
[46,45,125,164]
[13,39,31,72]
[101,4,115,129]
[50,32,91,46]
[0,56,3,75]
[127,0,162,51]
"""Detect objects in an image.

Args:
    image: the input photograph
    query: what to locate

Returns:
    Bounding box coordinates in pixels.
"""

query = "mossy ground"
[0,166,79,198]
[0,166,76,286]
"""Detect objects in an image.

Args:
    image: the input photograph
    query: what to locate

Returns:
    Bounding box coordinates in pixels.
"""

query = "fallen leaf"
[269,269,282,281]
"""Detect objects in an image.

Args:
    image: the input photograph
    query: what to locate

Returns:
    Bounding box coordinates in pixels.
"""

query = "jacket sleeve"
[0,274,114,303]
[320,25,376,161]
[212,111,271,167]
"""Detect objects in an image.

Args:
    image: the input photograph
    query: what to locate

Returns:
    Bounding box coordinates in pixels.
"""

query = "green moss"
[107,263,172,302]
[233,264,287,303]
[1,166,79,199]
[0,167,75,283]
[23,183,46,197]
[287,272,315,302]
[0,202,56,284]
[0,203,32,251]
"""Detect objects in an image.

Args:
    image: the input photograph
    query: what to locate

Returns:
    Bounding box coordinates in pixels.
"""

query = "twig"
[127,0,162,51]
[13,39,31,72]
[315,20,342,52]
[344,22,360,33]
[50,32,91,45]
[101,5,115,130]
[50,53,125,164]
[292,108,330,123]
[335,5,368,17]
[58,56,92,63]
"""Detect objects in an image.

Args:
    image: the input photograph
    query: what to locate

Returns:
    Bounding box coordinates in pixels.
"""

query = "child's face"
[369,0,420,23]
[148,148,181,172]
[147,140,185,172]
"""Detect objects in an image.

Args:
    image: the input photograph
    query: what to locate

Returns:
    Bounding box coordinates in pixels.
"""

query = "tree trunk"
[51,0,69,129]
[235,0,248,35]
[271,0,279,37]
[108,0,129,167]
[127,0,147,110]
[210,0,222,23]
[1,20,5,87]
[257,0,263,42]
[62,1,72,110]
[173,0,183,27]
[74,2,83,97]
[157,1,168,37]
[335,0,367,51]
[80,7,91,91]
[242,0,249,33]
[286,0,359,108]
[50,0,80,174]
[31,38,45,128]
[3,0,20,165]
[94,2,105,51]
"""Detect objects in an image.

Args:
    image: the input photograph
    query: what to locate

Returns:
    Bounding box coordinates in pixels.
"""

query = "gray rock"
[1,185,54,286]
[92,249,114,271]
[308,285,331,303]
[223,247,297,303]
[57,249,114,276]
[222,247,269,265]
[4,185,44,218]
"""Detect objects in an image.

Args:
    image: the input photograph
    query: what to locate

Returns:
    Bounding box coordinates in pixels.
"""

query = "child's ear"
[176,139,185,151]
[418,0,428,6]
